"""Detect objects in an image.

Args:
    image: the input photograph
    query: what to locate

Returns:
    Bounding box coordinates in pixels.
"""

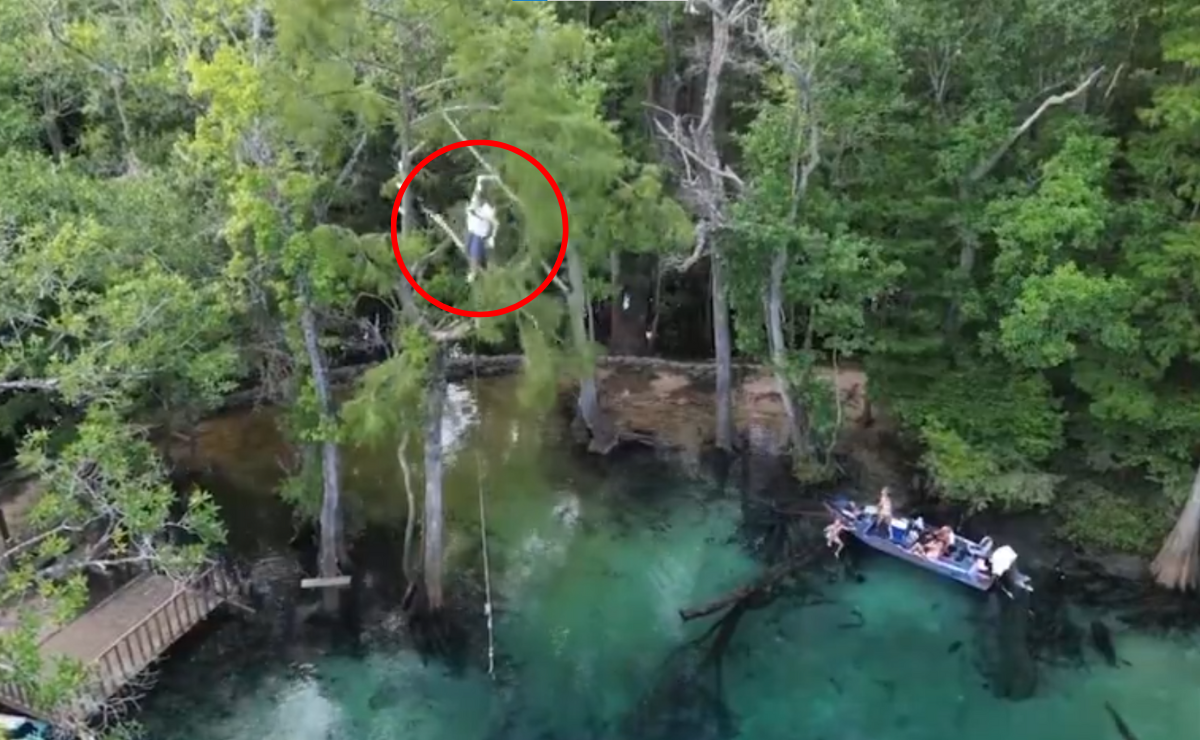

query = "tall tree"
[182,0,377,608]
[651,0,749,452]
[729,0,904,475]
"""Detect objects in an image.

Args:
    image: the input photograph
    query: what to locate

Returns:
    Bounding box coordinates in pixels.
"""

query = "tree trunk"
[397,433,417,583]
[41,91,65,163]
[1151,463,1200,591]
[565,241,616,453]
[298,285,343,613]
[647,259,664,352]
[765,247,807,459]
[423,345,447,610]
[711,234,735,452]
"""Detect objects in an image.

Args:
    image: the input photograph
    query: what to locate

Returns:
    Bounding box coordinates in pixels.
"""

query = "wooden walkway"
[0,565,245,724]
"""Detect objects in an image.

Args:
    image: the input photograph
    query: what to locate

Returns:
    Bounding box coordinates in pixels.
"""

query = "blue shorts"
[467,233,487,268]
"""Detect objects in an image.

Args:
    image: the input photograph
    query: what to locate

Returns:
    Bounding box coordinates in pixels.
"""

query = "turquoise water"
[144,380,1200,740]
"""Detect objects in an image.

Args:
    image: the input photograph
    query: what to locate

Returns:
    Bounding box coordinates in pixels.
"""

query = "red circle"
[390,140,569,318]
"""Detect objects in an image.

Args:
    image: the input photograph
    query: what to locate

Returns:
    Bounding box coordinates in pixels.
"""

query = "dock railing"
[0,562,245,724]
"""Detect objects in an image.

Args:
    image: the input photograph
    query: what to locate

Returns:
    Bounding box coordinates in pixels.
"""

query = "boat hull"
[848,524,995,591]
[826,498,997,592]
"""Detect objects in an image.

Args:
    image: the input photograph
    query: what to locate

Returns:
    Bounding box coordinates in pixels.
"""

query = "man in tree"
[466,175,500,283]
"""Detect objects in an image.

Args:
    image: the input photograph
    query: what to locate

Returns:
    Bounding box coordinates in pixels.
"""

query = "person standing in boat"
[874,486,893,535]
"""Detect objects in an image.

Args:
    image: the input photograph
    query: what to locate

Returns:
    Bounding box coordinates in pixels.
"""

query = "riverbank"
[170,359,1182,595]
[214,353,877,453]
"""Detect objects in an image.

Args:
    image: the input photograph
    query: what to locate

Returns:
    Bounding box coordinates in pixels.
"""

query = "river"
[139,376,1198,740]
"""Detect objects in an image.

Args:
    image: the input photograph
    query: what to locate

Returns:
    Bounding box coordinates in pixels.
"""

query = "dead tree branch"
[965,66,1105,187]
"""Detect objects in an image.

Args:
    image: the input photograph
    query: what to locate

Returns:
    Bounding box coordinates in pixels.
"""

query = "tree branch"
[313,130,369,222]
[647,106,746,192]
[0,378,60,392]
[432,112,571,294]
[440,110,521,204]
[965,66,1105,187]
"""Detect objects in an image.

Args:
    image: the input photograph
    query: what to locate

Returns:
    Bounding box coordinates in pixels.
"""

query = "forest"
[0,0,1198,731]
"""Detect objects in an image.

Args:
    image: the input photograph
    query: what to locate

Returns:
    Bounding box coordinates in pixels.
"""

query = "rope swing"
[471,331,497,678]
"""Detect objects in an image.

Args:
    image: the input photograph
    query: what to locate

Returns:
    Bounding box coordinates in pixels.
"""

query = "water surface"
[143,379,1198,740]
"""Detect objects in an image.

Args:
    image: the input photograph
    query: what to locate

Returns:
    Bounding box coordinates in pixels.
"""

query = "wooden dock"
[0,564,246,725]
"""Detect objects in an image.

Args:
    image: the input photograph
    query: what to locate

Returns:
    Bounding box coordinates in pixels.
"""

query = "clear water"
[144,379,1200,740]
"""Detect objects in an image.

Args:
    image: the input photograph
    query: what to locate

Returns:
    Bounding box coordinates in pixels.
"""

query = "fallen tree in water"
[619,527,828,740]
[679,547,824,622]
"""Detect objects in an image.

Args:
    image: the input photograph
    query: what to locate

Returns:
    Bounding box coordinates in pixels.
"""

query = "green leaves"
[997,263,1138,368]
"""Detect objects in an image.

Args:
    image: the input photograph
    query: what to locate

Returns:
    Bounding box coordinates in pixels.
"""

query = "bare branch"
[1103,63,1125,101]
[411,103,500,128]
[314,130,369,222]
[440,111,521,204]
[420,207,468,255]
[430,321,473,343]
[0,378,60,392]
[648,108,745,192]
[647,1,748,275]
[333,132,369,193]
[965,66,1106,187]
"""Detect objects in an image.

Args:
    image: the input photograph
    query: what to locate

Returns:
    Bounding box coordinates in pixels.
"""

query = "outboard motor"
[990,545,1018,577]
[990,545,1034,596]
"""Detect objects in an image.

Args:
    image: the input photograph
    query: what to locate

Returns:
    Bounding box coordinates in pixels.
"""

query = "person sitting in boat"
[934,525,956,551]
[971,556,992,576]
[824,517,850,559]
[919,538,947,560]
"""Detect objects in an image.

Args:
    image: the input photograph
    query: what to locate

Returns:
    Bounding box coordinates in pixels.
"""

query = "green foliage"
[997,263,1139,368]
[342,328,436,450]
[1057,482,1173,554]
[882,362,1065,508]
[920,420,1062,510]
[0,408,224,713]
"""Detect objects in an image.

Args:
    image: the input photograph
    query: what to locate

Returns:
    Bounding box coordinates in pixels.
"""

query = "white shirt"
[467,203,496,238]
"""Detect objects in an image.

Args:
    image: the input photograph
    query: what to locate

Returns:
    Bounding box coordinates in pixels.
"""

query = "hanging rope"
[471,326,497,678]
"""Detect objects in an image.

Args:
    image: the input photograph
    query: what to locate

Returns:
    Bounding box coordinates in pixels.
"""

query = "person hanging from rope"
[465,175,500,283]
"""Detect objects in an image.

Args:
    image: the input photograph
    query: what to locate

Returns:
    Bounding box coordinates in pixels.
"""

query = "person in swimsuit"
[874,486,893,535]
[824,518,850,559]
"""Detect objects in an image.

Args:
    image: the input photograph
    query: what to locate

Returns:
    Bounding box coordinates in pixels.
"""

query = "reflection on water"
[144,378,1200,740]
[442,384,477,466]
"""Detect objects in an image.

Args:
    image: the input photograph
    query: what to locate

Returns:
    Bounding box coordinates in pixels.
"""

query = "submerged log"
[993,568,1038,700]
[679,557,806,621]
